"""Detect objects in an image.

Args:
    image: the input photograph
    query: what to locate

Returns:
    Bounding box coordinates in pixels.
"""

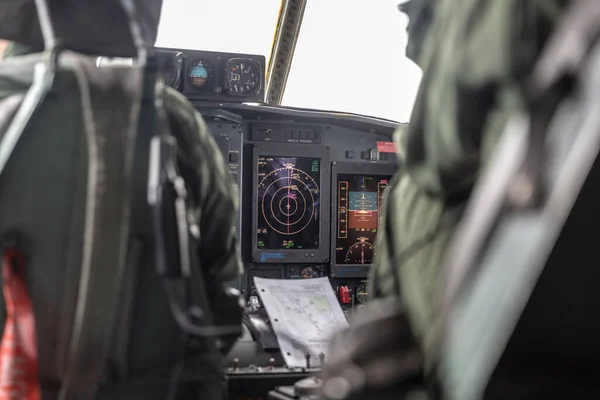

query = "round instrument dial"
[226,59,260,95]
[355,283,368,304]
[157,51,183,89]
[186,59,213,90]
[300,266,319,279]
[344,237,374,264]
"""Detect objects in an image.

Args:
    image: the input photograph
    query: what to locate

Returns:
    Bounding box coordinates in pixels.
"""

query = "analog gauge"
[157,51,183,89]
[186,59,213,90]
[344,237,375,264]
[226,58,260,95]
[300,266,319,279]
[355,283,368,304]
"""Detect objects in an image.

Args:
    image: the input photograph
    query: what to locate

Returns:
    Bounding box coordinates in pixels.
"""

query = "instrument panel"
[331,162,396,278]
[244,116,396,314]
[162,47,400,313]
[156,47,265,103]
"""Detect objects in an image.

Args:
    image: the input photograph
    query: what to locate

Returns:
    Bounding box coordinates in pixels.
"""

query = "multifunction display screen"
[335,174,391,265]
[256,156,321,250]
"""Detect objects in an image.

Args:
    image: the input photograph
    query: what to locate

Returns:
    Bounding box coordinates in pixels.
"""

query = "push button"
[229,153,239,163]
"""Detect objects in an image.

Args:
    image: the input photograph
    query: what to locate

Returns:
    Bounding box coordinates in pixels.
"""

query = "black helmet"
[0,0,163,57]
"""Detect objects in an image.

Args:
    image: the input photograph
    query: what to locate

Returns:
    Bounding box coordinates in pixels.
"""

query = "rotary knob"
[294,377,322,397]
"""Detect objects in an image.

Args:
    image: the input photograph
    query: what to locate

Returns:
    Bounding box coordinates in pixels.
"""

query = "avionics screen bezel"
[252,143,331,263]
[330,162,397,278]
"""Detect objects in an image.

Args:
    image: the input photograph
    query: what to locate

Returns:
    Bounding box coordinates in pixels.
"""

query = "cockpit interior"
[0,0,421,399]
[146,1,414,398]
[3,0,600,399]
[150,49,400,400]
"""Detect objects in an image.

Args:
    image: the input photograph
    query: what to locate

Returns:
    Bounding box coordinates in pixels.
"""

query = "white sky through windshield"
[156,0,421,122]
[156,0,281,58]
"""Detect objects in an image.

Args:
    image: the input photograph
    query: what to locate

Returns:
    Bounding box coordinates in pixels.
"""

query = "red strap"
[0,249,41,400]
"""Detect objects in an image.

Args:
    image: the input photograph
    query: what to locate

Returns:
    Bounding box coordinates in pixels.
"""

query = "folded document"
[254,277,349,368]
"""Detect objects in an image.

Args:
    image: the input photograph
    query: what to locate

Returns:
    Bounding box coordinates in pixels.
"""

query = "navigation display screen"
[256,156,321,250]
[335,174,391,265]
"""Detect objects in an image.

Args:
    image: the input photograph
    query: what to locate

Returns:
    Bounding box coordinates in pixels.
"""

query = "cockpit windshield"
[283,1,421,122]
[155,0,281,59]
[155,0,421,122]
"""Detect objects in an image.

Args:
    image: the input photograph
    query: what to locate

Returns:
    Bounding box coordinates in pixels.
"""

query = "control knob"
[294,377,322,397]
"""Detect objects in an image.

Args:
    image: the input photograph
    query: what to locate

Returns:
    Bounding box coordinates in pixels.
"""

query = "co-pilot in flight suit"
[369,0,569,357]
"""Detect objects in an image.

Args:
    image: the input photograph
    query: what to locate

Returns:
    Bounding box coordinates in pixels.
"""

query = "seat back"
[438,1,600,398]
[0,51,147,397]
[0,1,238,398]
[0,51,230,400]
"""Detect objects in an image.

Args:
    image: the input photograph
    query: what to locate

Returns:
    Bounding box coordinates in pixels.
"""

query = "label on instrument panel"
[259,252,285,262]
[377,141,397,153]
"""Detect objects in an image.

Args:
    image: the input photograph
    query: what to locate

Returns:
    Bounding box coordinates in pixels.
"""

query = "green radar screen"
[256,156,321,250]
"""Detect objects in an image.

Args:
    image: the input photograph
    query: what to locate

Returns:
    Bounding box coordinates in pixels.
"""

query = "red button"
[339,286,351,304]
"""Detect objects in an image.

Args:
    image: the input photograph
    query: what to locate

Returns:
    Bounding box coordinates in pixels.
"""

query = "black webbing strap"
[109,238,143,381]
[107,58,159,382]
[57,56,143,400]
[147,122,224,400]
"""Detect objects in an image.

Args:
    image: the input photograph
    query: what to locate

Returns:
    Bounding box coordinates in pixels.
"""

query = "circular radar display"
[344,237,375,264]
[259,165,319,236]
[226,58,260,95]
[186,59,213,90]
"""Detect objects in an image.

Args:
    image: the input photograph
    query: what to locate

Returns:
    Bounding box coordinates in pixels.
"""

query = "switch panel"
[208,121,243,242]
[251,123,323,144]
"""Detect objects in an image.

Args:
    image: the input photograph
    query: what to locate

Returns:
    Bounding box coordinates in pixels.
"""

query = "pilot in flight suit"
[0,1,243,397]
[369,0,569,359]
[1,40,244,294]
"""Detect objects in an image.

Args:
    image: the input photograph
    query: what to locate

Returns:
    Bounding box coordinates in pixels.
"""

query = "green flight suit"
[369,0,568,357]
[162,79,244,287]
[0,43,243,288]
[0,45,242,398]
